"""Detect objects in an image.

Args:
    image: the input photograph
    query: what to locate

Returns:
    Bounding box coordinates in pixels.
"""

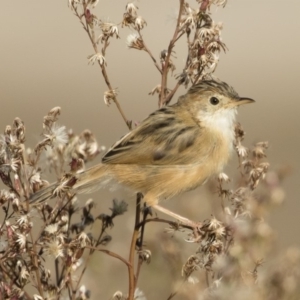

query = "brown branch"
[128,193,143,300]
[29,231,44,298]
[85,246,131,268]
[159,0,185,107]
[72,2,131,129]
[137,31,162,74]
[164,81,181,105]
[0,261,32,300]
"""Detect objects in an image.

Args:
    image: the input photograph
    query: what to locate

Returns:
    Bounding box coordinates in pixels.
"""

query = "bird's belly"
[108,133,232,201]
[109,157,228,200]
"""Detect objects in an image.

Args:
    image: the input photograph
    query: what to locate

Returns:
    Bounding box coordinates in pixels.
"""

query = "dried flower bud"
[16,233,27,249]
[182,255,201,279]
[12,197,20,212]
[134,16,147,30]
[44,223,59,235]
[110,199,128,218]
[218,172,230,183]
[138,249,152,264]
[5,125,12,135]
[46,238,64,258]
[70,157,85,173]
[208,216,223,231]
[126,34,144,50]
[98,22,119,43]
[125,3,138,16]
[85,198,94,210]
[112,291,123,300]
[43,107,61,129]
[148,84,161,96]
[104,89,118,106]
[77,285,91,300]
[87,53,107,66]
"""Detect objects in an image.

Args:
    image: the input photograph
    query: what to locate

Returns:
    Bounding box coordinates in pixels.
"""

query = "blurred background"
[1,0,300,299]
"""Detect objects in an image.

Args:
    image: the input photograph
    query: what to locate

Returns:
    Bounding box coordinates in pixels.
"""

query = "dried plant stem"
[135,205,148,282]
[159,0,184,107]
[0,202,11,231]
[164,81,181,105]
[86,247,131,268]
[137,31,162,74]
[68,274,76,300]
[128,193,143,300]
[29,231,44,298]
[0,261,31,300]
[74,225,106,291]
[138,217,195,232]
[205,270,210,287]
[72,2,130,129]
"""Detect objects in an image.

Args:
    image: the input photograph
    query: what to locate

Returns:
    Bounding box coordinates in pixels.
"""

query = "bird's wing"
[102,106,203,165]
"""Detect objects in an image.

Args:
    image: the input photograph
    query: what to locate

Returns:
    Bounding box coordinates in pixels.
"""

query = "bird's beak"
[235,97,255,106]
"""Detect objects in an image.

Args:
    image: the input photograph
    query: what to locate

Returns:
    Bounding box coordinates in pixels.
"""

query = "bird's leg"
[152,204,200,228]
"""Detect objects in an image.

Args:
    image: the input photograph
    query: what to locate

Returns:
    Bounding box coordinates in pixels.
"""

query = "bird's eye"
[210,97,219,105]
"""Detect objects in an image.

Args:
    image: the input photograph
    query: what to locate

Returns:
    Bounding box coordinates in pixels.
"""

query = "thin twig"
[135,204,148,282]
[72,2,130,129]
[159,0,185,107]
[29,231,44,298]
[85,246,131,268]
[137,31,162,74]
[164,81,181,105]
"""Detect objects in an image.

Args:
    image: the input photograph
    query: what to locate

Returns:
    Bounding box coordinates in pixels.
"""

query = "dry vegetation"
[0,1,299,299]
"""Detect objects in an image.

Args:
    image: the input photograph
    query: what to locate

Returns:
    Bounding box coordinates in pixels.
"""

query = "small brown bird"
[30,80,254,223]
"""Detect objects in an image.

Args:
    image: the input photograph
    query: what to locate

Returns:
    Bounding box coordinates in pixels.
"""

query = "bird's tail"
[29,164,109,205]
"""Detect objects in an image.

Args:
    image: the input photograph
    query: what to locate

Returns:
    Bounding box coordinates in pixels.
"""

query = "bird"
[30,79,254,225]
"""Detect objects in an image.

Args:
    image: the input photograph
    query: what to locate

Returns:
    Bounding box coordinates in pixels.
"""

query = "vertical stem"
[128,193,142,300]
[159,0,185,107]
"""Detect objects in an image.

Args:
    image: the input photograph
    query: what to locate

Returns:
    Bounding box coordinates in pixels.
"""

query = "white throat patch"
[198,108,237,147]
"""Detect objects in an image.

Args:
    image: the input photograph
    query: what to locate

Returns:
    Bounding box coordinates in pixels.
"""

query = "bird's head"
[178,79,254,133]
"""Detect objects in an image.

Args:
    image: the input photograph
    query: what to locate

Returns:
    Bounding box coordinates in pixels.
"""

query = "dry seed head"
[180,4,198,28]
[77,285,91,300]
[218,172,230,183]
[50,124,68,147]
[148,84,161,96]
[208,216,223,231]
[44,223,59,235]
[98,22,119,42]
[126,33,144,50]
[78,232,91,248]
[236,144,248,158]
[87,53,106,66]
[182,255,201,279]
[16,215,30,229]
[90,0,99,8]
[104,89,118,106]
[125,3,138,16]
[19,265,30,280]
[134,16,147,30]
[134,288,146,300]
[137,249,151,264]
[252,141,269,159]
[43,107,61,130]
[112,291,124,300]
[16,233,27,249]
[46,238,64,258]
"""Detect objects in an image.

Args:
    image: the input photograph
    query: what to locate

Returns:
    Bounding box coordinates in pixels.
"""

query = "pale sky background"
[1,0,300,298]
